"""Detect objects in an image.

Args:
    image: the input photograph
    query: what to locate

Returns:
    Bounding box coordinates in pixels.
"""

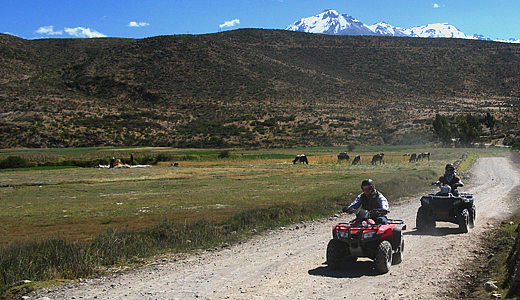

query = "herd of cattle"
[293,152,430,165]
[407,152,430,162]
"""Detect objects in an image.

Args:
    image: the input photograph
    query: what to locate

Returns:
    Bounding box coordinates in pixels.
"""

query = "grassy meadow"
[0,146,504,245]
[0,145,511,297]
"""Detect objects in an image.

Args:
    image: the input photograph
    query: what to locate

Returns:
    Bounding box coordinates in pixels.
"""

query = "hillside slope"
[1,29,519,148]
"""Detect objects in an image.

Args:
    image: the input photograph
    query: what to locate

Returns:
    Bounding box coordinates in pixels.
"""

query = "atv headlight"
[363,231,375,239]
[338,231,349,239]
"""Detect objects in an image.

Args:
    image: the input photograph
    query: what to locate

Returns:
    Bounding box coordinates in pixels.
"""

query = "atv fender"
[391,224,406,251]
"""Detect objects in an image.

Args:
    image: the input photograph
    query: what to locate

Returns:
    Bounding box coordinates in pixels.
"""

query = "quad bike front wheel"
[392,237,404,265]
[469,205,476,228]
[326,239,346,270]
[416,206,435,231]
[375,240,392,273]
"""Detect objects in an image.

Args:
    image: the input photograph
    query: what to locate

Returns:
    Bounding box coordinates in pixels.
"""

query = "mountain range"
[286,9,520,44]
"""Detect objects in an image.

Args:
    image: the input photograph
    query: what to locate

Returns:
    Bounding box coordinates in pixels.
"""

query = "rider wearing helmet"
[342,179,389,224]
[434,163,464,195]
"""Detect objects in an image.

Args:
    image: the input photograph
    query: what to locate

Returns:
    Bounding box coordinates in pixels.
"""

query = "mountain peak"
[285,9,374,36]
[286,10,520,43]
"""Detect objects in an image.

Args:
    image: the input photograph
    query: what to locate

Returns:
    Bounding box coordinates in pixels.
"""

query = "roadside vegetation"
[0,146,509,298]
[459,212,520,299]
[455,151,520,299]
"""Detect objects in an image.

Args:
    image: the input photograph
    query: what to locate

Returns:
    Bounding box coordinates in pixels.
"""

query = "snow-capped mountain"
[366,22,407,37]
[286,9,520,43]
[285,9,375,36]
[404,23,470,38]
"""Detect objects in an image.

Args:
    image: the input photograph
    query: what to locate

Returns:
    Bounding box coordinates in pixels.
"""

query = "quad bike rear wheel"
[375,240,392,273]
[459,208,469,233]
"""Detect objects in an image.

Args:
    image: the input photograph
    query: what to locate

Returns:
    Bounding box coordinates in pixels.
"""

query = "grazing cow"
[293,154,309,164]
[409,153,417,162]
[352,155,361,165]
[417,153,424,161]
[371,153,385,165]
[422,152,430,161]
[338,152,350,161]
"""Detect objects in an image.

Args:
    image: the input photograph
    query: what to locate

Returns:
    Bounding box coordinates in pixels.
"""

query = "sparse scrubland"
[1,29,520,149]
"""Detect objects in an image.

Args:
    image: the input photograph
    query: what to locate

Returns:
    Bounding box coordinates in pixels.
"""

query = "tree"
[432,114,453,145]
[458,114,482,145]
[0,156,28,169]
[484,111,496,131]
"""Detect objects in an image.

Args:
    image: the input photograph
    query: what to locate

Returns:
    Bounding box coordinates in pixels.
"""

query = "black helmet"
[445,163,455,171]
[361,179,375,188]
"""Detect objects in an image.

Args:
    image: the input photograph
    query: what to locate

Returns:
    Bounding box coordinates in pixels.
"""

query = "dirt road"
[32,155,520,300]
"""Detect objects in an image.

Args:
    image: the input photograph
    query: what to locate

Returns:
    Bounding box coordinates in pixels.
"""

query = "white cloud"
[35,26,63,35]
[433,3,445,8]
[128,21,150,27]
[219,19,240,29]
[64,27,107,38]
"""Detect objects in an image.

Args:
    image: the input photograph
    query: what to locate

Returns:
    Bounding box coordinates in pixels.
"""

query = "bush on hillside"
[0,156,28,169]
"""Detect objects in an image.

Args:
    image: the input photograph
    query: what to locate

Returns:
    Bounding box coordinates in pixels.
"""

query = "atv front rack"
[333,219,406,241]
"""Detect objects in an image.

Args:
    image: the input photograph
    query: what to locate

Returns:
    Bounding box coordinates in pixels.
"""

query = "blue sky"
[1,0,518,40]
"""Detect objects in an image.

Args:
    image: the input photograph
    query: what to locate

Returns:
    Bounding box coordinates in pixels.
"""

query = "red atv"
[326,209,406,273]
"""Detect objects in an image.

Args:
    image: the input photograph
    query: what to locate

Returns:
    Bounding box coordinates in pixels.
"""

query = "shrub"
[218,150,230,158]
[0,156,28,169]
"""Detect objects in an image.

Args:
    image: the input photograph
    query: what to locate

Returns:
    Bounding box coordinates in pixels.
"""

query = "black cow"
[409,153,417,162]
[338,152,350,161]
[371,153,385,165]
[352,155,361,165]
[293,154,309,164]
[422,152,430,161]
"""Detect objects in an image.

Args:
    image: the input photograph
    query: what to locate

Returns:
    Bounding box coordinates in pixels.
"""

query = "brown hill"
[1,29,519,148]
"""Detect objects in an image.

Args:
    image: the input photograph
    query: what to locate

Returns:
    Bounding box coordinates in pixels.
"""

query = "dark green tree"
[484,111,497,131]
[432,114,453,145]
[458,114,482,145]
[0,156,28,169]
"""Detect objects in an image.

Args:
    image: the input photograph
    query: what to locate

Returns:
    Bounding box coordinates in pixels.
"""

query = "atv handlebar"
[343,208,389,217]
[369,209,389,218]
[342,207,356,213]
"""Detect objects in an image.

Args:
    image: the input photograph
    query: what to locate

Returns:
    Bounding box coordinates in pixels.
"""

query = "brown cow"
[371,153,385,165]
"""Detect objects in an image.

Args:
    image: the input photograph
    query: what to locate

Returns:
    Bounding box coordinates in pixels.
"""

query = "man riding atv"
[433,163,464,196]
[342,179,389,224]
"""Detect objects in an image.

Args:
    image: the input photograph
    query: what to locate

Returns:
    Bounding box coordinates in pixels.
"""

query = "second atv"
[326,209,406,273]
[416,184,476,233]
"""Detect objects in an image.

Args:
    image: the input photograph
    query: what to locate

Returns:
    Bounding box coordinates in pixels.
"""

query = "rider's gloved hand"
[342,207,355,213]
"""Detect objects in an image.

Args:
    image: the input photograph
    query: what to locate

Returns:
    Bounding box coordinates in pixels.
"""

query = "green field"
[0,146,506,245]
